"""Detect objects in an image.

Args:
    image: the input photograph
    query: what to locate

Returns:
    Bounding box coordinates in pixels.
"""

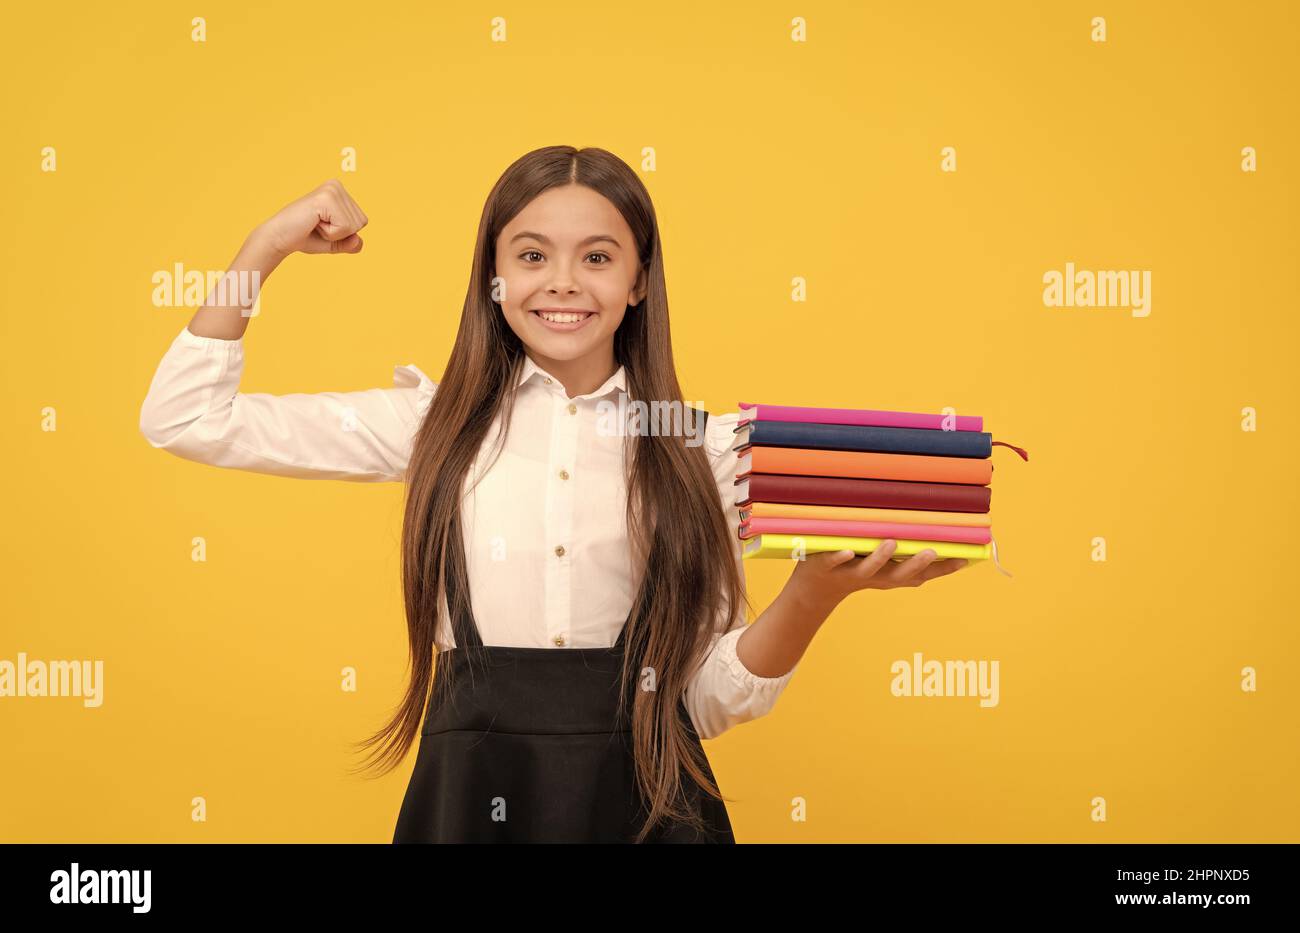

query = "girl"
[139,146,969,844]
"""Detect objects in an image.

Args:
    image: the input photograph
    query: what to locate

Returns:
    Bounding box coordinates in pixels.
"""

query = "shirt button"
[553,634,567,646]
[554,545,565,557]
[544,377,553,384]
[559,469,569,480]
[567,403,577,415]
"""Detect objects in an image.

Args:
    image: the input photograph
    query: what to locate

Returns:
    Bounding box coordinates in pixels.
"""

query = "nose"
[546,278,580,295]
[544,258,582,294]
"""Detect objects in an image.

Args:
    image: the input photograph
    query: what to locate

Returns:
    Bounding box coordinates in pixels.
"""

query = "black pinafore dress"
[392,413,736,844]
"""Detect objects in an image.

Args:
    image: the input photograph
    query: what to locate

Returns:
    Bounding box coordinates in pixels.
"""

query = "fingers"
[814,539,972,598]
[881,550,970,587]
[267,178,371,257]
[841,539,898,580]
[331,233,364,254]
[815,549,860,570]
[311,179,368,247]
[877,547,937,586]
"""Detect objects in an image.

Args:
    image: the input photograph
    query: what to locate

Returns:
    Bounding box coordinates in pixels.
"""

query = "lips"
[530,309,597,332]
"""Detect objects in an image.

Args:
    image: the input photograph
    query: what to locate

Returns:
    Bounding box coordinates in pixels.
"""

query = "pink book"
[740,517,992,545]
[738,401,982,432]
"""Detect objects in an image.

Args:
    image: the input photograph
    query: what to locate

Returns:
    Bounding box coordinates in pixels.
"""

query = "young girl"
[139,146,968,844]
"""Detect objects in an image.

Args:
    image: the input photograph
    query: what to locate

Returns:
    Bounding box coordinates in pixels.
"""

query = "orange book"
[737,446,991,486]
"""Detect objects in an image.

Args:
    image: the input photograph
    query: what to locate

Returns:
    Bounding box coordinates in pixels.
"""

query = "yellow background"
[2,1,1296,842]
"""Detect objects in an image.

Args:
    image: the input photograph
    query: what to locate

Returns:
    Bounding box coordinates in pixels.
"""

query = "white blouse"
[139,324,798,740]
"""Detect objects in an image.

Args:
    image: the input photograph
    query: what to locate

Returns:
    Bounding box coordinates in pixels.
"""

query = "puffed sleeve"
[683,410,799,740]
[139,323,436,482]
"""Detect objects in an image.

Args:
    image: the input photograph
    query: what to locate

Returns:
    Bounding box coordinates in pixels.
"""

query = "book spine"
[741,501,993,527]
[743,473,992,513]
[740,517,993,544]
[740,402,983,432]
[746,420,993,458]
[747,446,992,485]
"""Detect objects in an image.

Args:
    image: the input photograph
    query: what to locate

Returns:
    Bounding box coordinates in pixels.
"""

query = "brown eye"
[520,250,543,262]
[587,253,611,265]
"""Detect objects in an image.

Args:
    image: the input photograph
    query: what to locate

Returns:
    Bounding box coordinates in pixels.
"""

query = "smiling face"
[493,184,646,384]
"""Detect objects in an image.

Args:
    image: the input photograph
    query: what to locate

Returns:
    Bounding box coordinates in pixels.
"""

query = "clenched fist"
[258,179,369,257]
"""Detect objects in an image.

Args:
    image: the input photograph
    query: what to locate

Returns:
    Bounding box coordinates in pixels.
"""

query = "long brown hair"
[350,145,750,841]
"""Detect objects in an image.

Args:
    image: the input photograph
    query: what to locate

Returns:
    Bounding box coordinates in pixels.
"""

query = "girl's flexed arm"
[139,181,436,482]
[186,179,367,341]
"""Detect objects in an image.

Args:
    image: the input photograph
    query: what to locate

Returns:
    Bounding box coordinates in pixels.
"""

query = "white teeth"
[538,311,589,323]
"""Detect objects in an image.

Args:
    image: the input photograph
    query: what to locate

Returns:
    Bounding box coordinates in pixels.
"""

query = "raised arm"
[139,180,437,482]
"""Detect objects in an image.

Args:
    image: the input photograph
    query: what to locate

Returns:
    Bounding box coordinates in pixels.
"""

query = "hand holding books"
[781,537,973,598]
[733,402,1027,576]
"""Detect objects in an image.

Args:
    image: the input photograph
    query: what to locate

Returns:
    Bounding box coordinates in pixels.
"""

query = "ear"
[629,267,648,308]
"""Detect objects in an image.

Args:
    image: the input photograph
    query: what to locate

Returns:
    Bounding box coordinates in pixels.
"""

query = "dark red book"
[734,472,991,514]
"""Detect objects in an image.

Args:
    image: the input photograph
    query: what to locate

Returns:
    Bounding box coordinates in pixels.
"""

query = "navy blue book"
[734,419,992,458]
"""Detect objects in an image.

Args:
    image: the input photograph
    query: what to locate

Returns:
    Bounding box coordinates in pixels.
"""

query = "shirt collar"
[517,353,628,400]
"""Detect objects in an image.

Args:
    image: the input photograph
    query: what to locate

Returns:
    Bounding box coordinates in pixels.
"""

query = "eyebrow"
[509,231,622,249]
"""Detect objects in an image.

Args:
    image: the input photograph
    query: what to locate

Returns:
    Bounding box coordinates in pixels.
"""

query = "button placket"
[546,393,579,648]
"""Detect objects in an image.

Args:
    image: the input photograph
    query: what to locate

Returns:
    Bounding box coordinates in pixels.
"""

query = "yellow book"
[741,533,991,561]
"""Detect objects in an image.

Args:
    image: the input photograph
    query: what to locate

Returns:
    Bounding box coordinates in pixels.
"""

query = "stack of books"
[733,402,1026,572]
